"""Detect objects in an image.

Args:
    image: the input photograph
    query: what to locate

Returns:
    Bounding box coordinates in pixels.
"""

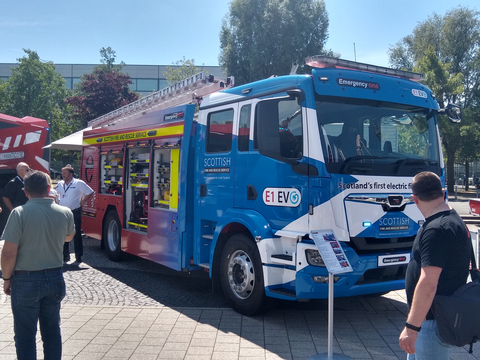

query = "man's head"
[24,170,50,198]
[411,171,443,202]
[61,164,74,182]
[16,162,31,179]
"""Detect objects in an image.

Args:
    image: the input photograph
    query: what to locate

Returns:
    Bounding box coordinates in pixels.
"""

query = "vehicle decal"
[412,89,427,98]
[337,78,380,90]
[263,187,302,207]
[83,124,184,145]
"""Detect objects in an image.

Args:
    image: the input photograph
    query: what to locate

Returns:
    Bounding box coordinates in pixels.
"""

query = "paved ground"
[0,194,478,359]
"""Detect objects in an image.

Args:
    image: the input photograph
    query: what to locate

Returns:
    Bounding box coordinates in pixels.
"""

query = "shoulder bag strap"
[469,235,480,281]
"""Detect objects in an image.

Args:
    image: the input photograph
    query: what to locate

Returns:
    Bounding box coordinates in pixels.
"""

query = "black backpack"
[432,245,480,353]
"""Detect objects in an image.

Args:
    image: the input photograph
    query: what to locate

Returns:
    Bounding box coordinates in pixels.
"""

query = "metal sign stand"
[309,230,353,360]
[308,273,352,360]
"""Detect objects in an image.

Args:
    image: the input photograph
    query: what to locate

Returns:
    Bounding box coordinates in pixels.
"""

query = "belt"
[15,267,62,275]
[72,207,82,212]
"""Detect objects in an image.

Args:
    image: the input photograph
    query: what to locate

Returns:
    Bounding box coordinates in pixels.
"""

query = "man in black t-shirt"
[399,171,470,359]
[2,162,30,212]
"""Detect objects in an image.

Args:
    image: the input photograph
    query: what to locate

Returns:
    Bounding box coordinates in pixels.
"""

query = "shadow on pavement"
[61,237,408,314]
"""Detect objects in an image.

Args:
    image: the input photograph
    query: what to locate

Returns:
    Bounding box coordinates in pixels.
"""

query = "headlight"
[305,249,326,267]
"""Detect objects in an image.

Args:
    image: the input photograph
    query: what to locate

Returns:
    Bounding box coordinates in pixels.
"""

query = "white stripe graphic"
[14,135,22,148]
[2,137,11,150]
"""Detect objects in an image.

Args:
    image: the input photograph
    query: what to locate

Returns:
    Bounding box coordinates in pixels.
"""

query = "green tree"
[98,46,125,72]
[0,79,8,113]
[456,109,480,190]
[0,49,70,142]
[66,48,138,128]
[388,7,480,192]
[219,0,331,85]
[413,46,464,192]
[164,57,204,84]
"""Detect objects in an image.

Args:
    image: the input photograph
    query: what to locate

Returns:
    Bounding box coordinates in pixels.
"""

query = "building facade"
[0,63,225,96]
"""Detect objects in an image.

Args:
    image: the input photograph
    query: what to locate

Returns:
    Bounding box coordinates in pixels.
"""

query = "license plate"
[378,253,410,267]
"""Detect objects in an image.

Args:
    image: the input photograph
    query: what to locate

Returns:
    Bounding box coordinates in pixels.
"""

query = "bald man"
[2,162,31,212]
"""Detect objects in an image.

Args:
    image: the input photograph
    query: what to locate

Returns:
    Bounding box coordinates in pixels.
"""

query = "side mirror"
[439,104,462,123]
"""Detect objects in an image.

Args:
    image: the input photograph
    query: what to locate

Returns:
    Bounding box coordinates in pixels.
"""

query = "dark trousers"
[11,268,65,360]
[63,208,82,260]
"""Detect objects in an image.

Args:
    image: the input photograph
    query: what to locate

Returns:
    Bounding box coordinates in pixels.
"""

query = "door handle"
[200,184,207,197]
[247,185,257,200]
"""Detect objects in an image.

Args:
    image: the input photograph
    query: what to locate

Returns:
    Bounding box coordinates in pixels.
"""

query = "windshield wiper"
[395,158,430,175]
[340,156,387,173]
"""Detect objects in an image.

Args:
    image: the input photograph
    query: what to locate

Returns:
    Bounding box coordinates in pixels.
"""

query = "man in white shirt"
[55,164,94,263]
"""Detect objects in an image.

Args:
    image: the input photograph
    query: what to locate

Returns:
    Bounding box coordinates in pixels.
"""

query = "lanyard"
[16,175,24,185]
[63,180,74,194]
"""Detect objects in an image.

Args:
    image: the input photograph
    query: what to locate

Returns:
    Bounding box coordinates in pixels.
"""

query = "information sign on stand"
[308,230,353,360]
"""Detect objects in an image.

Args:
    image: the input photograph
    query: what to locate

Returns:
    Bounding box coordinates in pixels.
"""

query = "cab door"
[195,103,238,264]
[234,91,310,231]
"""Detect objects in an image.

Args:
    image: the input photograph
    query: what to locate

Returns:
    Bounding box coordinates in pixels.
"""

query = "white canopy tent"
[43,127,92,151]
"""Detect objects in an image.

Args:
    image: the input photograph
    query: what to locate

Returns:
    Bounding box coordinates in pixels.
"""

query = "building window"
[129,79,137,91]
[63,77,72,89]
[159,79,168,89]
[136,79,158,92]
[72,78,81,88]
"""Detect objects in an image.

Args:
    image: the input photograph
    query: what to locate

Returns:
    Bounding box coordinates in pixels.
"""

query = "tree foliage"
[0,80,8,114]
[66,48,138,129]
[388,7,480,191]
[164,57,204,84]
[98,46,125,72]
[389,7,480,108]
[219,0,331,84]
[0,49,70,142]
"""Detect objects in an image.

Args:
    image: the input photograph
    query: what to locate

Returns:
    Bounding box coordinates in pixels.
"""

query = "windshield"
[316,96,441,176]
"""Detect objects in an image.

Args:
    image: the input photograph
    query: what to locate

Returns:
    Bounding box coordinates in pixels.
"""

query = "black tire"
[103,211,123,261]
[220,234,273,315]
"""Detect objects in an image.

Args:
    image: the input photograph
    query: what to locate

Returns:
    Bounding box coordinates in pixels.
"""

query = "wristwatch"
[405,322,421,332]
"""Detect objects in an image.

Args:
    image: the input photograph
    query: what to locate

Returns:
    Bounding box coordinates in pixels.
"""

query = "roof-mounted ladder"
[88,72,234,129]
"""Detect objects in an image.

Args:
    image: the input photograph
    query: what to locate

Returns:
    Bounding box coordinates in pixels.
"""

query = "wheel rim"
[107,220,119,251]
[227,249,255,299]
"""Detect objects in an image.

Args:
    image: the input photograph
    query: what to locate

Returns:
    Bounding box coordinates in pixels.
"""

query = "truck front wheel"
[103,211,122,261]
[220,234,271,315]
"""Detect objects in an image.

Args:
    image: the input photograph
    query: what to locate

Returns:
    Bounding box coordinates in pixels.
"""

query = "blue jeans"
[407,320,451,360]
[11,268,66,360]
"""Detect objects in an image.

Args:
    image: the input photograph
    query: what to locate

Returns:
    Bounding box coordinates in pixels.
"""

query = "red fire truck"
[0,112,50,230]
[0,113,50,177]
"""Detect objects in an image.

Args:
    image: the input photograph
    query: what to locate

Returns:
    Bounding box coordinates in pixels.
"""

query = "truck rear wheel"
[220,234,272,315]
[103,211,122,261]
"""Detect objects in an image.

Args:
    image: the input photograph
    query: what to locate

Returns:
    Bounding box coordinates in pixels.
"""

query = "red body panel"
[470,198,480,216]
[0,113,49,174]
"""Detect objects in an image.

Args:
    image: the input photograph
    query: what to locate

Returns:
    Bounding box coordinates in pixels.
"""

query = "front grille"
[355,265,407,285]
[346,235,414,254]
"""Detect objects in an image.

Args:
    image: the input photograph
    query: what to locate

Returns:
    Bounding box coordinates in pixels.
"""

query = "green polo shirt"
[1,198,75,271]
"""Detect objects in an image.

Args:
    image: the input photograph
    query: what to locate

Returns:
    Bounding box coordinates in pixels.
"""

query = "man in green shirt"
[1,170,75,360]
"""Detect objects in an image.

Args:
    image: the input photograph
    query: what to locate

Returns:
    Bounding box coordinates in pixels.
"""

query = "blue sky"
[1,0,478,68]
